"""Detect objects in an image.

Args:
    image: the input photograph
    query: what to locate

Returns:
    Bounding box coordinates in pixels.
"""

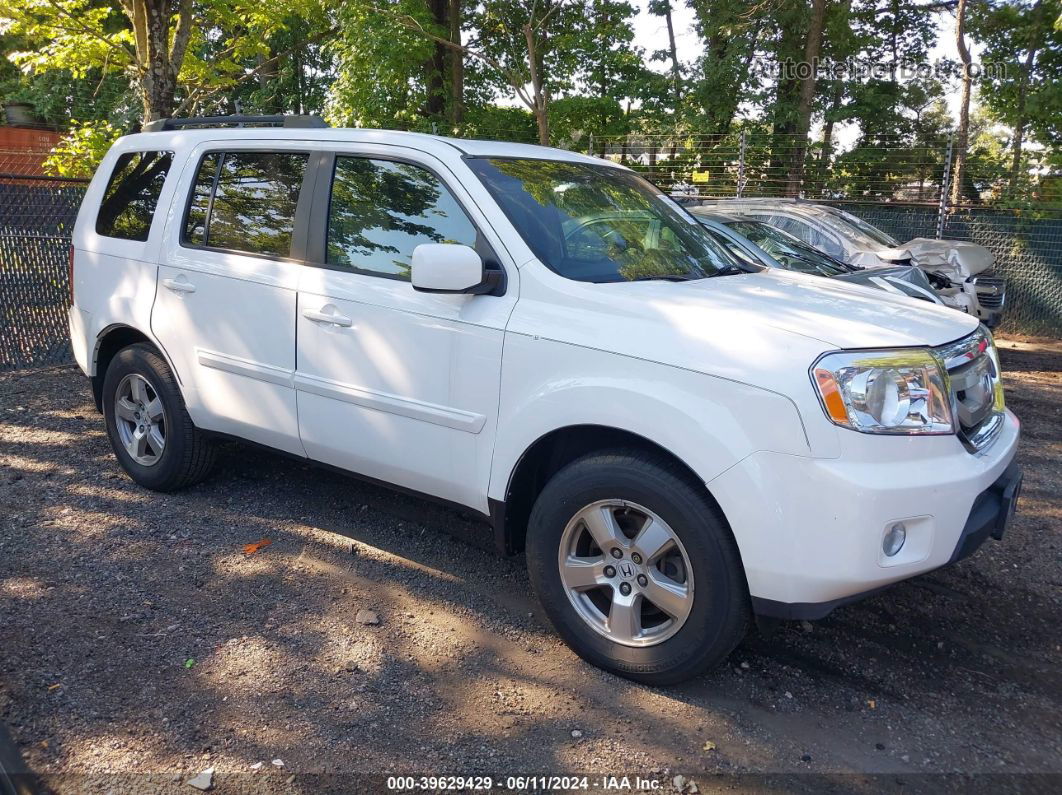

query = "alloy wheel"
[558,499,695,647]
[114,373,167,466]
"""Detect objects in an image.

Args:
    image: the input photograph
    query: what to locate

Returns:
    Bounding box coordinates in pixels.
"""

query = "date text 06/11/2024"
[385,775,665,791]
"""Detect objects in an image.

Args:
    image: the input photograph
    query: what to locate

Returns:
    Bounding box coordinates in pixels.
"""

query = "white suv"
[68,117,1022,684]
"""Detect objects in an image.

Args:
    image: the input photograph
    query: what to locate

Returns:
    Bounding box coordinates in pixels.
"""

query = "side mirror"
[411,243,503,295]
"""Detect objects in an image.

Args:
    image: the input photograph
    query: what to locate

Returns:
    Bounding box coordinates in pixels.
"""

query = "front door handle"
[162,277,196,294]
[302,307,353,327]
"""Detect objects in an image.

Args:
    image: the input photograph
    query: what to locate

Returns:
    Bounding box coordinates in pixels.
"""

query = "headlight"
[812,349,954,434]
[983,328,1006,413]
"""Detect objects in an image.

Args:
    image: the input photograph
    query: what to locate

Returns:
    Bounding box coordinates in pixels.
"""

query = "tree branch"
[383,9,537,112]
[169,0,193,74]
[43,0,137,64]
[172,24,339,116]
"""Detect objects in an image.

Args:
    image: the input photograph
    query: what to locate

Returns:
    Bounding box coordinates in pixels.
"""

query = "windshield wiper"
[629,274,699,282]
[707,264,747,277]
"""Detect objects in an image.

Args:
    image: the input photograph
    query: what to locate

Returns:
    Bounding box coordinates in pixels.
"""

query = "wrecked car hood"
[873,238,994,277]
[833,265,939,302]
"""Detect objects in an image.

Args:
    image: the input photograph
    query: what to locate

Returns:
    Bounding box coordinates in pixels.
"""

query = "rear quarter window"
[95,150,174,241]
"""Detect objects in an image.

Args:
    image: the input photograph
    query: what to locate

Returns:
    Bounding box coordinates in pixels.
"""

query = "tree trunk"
[951,0,972,206]
[424,0,450,120]
[139,0,177,121]
[785,0,827,197]
[662,1,682,108]
[816,79,843,193]
[1009,0,1044,191]
[122,0,192,123]
[768,5,805,195]
[524,23,549,145]
[449,0,464,125]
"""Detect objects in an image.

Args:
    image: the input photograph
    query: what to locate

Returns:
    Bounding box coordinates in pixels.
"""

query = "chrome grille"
[936,329,1003,452]
[972,275,1006,309]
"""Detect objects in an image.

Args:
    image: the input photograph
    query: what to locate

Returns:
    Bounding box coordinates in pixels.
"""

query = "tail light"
[68,245,75,304]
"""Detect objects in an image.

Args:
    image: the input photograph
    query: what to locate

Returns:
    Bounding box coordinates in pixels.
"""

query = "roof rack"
[142,114,328,132]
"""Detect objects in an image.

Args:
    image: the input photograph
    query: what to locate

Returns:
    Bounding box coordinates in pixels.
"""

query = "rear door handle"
[302,307,353,327]
[162,277,196,294]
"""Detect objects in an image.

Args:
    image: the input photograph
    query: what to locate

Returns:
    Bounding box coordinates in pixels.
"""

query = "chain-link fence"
[589,131,1062,337]
[814,202,1062,337]
[0,131,1059,374]
[0,174,87,371]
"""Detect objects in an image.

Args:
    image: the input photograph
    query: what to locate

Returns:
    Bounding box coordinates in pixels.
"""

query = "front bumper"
[708,408,1020,619]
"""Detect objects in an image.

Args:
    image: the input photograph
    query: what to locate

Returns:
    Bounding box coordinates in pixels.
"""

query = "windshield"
[812,209,899,248]
[726,219,850,277]
[465,157,739,282]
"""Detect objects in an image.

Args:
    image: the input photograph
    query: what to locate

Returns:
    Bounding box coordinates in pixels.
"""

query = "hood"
[875,238,994,277]
[603,268,977,349]
[832,264,939,303]
[511,264,981,416]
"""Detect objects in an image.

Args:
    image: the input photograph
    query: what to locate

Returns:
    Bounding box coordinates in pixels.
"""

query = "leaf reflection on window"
[326,158,478,280]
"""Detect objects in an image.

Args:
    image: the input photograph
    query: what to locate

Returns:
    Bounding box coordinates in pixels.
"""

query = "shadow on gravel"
[1,361,1060,785]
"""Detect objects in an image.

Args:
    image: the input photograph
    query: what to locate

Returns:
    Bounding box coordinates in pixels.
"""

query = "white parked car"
[68,117,1022,684]
[689,198,1006,327]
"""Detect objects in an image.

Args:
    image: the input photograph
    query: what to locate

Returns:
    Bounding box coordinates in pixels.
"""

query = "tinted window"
[183,151,308,257]
[466,157,735,282]
[326,157,478,279]
[765,214,844,258]
[184,153,219,247]
[95,150,173,241]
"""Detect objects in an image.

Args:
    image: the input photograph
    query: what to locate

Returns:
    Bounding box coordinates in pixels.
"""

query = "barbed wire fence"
[0,129,1059,373]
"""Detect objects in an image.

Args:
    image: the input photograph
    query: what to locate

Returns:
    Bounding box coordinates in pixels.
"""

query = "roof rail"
[141,114,328,132]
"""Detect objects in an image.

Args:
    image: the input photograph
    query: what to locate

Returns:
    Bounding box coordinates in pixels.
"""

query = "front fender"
[488,334,813,502]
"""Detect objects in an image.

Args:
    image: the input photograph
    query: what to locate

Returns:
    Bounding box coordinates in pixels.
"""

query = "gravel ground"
[1,338,1059,794]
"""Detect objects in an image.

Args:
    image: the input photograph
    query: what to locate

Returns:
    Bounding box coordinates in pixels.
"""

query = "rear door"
[152,143,313,455]
[294,147,517,511]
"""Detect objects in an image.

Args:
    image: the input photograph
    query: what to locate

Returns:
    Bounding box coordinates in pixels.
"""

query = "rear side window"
[325,156,478,280]
[183,151,308,258]
[95,150,173,241]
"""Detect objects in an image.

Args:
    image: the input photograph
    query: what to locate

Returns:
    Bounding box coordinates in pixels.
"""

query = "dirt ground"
[1,338,1059,794]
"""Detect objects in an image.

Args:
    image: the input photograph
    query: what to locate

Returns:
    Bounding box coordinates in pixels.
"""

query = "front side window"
[326,157,478,279]
[183,151,308,257]
[95,150,173,241]
[466,157,735,282]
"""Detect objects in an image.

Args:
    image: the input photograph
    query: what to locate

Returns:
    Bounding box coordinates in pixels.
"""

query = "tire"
[526,448,749,685]
[102,343,216,491]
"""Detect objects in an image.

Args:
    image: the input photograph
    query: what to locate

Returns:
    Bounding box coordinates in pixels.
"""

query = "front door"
[153,146,312,456]
[295,150,516,511]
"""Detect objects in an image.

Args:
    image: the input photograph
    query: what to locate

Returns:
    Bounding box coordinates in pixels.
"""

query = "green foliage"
[970,0,1062,152]
[326,1,440,129]
[42,120,121,177]
[0,0,1057,197]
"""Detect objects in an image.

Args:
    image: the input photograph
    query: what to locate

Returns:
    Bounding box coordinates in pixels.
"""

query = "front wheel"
[526,449,749,685]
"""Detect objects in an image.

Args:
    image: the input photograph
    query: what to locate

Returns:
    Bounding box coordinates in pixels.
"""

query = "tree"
[970,0,1061,189]
[647,0,683,110]
[1,0,320,123]
[785,0,828,196]
[467,0,586,144]
[328,1,450,129]
[687,0,764,138]
[950,0,973,205]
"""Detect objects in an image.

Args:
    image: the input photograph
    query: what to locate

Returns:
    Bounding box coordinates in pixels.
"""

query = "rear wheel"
[102,343,215,491]
[526,449,749,684]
